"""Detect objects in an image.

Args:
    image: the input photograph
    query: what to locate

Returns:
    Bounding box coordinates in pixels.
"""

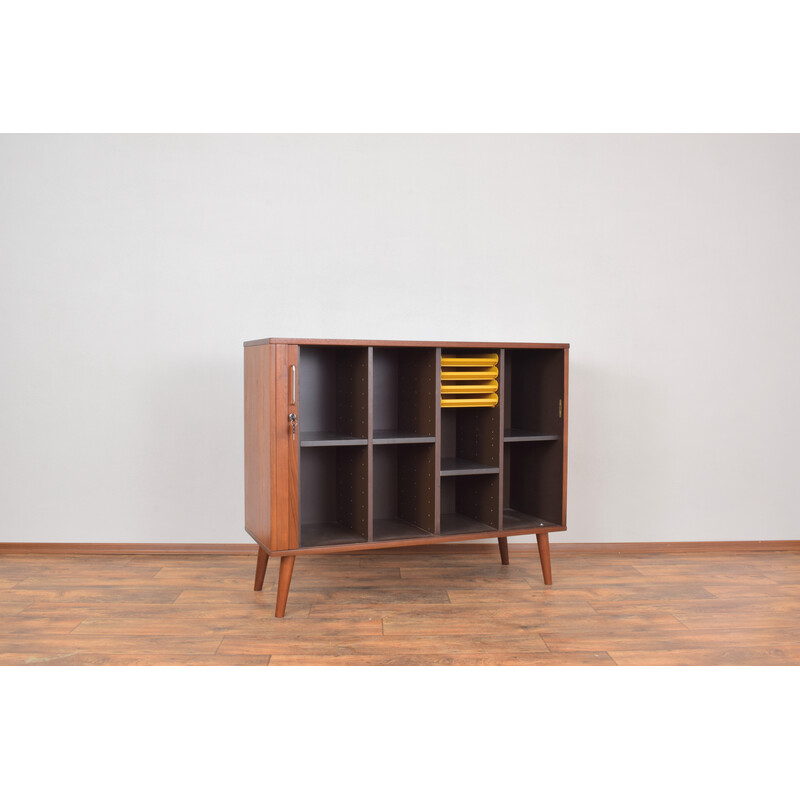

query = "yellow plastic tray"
[441,354,499,367]
[440,381,498,394]
[441,367,498,380]
[441,394,498,408]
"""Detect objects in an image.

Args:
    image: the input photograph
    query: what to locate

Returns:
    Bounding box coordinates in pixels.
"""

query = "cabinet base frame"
[249,528,556,617]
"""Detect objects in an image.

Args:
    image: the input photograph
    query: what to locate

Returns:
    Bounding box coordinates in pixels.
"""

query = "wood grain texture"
[1,546,799,665]
[275,555,295,618]
[2,541,797,555]
[286,345,300,548]
[254,548,269,591]
[271,345,289,550]
[244,343,271,547]
[498,537,509,565]
[245,338,570,350]
[537,532,552,584]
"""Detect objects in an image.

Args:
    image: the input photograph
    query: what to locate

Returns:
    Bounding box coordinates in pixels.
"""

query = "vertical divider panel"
[367,347,374,541]
[434,347,442,534]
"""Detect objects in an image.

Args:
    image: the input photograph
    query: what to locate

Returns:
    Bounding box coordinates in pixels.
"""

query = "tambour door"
[269,343,300,551]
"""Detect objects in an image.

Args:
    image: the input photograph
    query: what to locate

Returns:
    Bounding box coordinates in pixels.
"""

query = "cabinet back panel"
[336,446,369,536]
[299,346,336,434]
[456,474,500,528]
[336,348,369,439]
[299,346,369,437]
[398,348,437,437]
[299,448,337,524]
[441,407,500,467]
[373,347,437,435]
[506,441,563,524]
[372,349,399,433]
[373,446,399,519]
[506,349,565,435]
[398,444,436,532]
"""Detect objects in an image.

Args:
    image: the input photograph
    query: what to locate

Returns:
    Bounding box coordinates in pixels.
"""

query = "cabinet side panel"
[244,344,271,547]
[562,347,569,527]
[497,349,505,530]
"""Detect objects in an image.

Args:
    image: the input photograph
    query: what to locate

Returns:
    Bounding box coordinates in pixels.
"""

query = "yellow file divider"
[441,380,498,394]
[440,353,499,407]
[441,367,498,380]
[441,354,499,368]
[441,395,498,408]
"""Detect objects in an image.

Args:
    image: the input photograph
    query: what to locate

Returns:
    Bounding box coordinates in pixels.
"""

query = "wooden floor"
[1,545,799,665]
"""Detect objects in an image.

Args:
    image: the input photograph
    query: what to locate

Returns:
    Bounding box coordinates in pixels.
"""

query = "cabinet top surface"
[244,337,569,348]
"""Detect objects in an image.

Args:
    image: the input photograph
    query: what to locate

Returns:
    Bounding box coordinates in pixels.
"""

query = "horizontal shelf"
[301,522,366,548]
[373,518,433,541]
[372,430,436,445]
[440,513,497,535]
[440,457,499,477]
[504,429,561,442]
[502,508,559,531]
[300,432,368,447]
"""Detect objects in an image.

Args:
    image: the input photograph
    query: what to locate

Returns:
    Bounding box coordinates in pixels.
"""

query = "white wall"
[1,134,798,544]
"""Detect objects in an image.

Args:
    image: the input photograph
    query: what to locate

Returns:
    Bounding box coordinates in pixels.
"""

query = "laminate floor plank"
[18,602,301,621]
[702,583,800,598]
[1,588,183,604]
[590,597,800,617]
[174,587,450,605]
[383,611,687,637]
[217,633,552,656]
[14,577,212,589]
[542,627,800,653]
[71,616,382,637]
[0,603,31,616]
[522,583,717,602]
[0,634,224,655]
[609,647,800,666]
[306,601,598,622]
[2,547,799,665]
[268,653,616,666]
[0,616,86,635]
[4,654,274,666]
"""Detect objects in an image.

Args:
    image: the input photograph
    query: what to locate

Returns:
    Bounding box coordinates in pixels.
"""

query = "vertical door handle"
[290,364,296,405]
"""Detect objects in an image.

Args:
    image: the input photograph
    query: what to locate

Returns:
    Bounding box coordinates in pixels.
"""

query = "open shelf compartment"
[300,445,369,547]
[502,439,563,531]
[503,348,564,443]
[440,406,500,475]
[373,443,436,541]
[299,345,369,446]
[440,473,500,535]
[372,347,437,444]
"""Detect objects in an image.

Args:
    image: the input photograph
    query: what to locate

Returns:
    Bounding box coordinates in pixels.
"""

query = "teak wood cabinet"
[244,338,569,616]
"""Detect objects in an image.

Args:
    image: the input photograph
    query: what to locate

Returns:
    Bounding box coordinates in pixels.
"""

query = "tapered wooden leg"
[275,555,296,618]
[498,537,509,565]
[536,532,552,585]
[254,548,269,591]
